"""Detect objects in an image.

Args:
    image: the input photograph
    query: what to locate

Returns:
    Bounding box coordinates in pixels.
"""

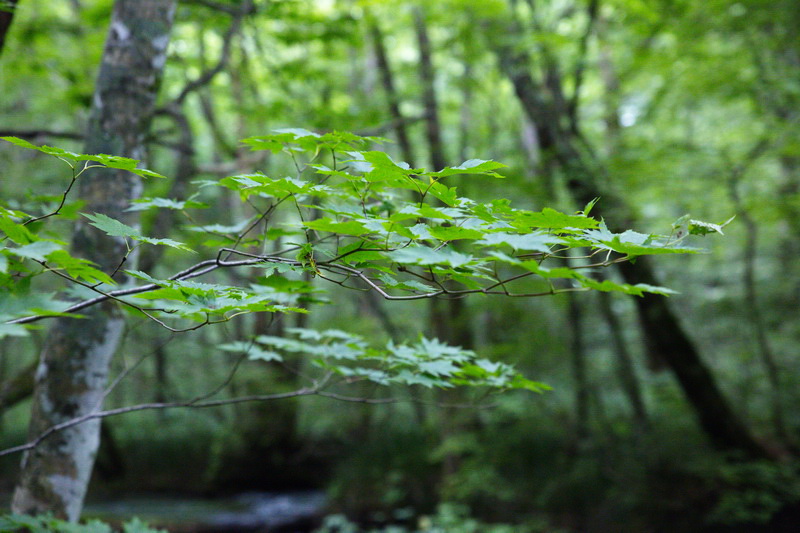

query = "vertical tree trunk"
[596,290,649,430]
[413,7,472,349]
[458,61,473,163]
[0,0,19,55]
[493,17,771,459]
[12,0,176,520]
[568,294,590,446]
[777,155,800,307]
[369,17,416,166]
[413,7,446,173]
[727,160,790,445]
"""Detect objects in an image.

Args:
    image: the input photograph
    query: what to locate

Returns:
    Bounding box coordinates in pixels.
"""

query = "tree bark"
[12,0,176,520]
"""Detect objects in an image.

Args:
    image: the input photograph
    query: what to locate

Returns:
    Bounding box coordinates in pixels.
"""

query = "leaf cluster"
[0,130,723,391]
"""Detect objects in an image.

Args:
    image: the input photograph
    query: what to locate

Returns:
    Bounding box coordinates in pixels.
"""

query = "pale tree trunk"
[12,0,176,520]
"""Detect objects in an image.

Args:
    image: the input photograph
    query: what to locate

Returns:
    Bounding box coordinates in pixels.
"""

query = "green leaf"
[577,276,678,296]
[8,240,62,261]
[83,213,193,251]
[427,181,460,207]
[508,375,552,393]
[0,137,166,178]
[135,236,195,252]
[427,158,507,178]
[418,359,460,376]
[127,197,209,211]
[689,216,735,236]
[513,208,599,230]
[219,341,283,362]
[274,127,321,139]
[83,213,140,238]
[186,218,254,235]
[477,232,555,252]
[600,232,697,256]
[582,197,600,216]
[0,291,84,331]
[46,250,116,285]
[241,128,322,153]
[387,245,473,268]
[304,218,369,236]
[0,215,35,244]
[428,225,484,241]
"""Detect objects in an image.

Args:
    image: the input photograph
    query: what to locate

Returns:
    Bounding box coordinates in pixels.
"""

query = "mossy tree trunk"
[12,0,176,520]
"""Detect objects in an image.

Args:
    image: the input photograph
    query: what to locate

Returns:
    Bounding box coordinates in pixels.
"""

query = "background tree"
[10,0,176,520]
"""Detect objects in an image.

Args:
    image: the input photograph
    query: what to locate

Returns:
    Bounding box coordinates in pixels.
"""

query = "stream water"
[83,491,327,532]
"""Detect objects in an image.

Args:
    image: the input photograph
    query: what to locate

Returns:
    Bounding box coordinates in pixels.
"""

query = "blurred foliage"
[0,514,165,533]
[1,0,800,531]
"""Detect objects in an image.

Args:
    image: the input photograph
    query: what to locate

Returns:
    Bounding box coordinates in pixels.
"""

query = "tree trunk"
[413,7,472,350]
[413,7,446,173]
[617,260,771,457]
[0,0,19,55]
[568,293,590,447]
[596,289,649,431]
[493,19,772,459]
[12,0,176,520]
[369,17,415,166]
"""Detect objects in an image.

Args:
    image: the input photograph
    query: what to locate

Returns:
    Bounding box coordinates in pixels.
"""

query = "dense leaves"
[0,132,714,391]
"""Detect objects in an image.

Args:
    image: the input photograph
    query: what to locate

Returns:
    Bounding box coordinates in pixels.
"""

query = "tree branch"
[171,0,253,106]
[567,0,600,131]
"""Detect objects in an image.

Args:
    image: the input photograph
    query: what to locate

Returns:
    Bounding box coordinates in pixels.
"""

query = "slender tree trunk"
[413,7,472,349]
[727,159,790,445]
[778,155,800,307]
[568,293,590,447]
[458,61,473,163]
[369,16,416,342]
[597,41,621,150]
[413,7,446,173]
[369,17,415,166]
[493,19,772,459]
[12,0,176,520]
[411,8,475,490]
[0,0,19,55]
[597,289,649,430]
